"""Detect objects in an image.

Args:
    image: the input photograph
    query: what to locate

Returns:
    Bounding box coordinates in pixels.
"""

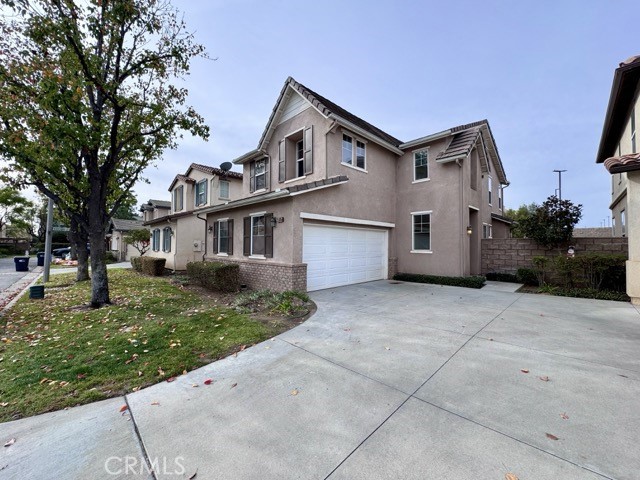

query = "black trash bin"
[14,256,29,272]
[36,252,45,267]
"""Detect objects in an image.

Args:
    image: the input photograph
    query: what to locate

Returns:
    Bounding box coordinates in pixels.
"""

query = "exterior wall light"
[270,216,278,228]
[466,226,473,235]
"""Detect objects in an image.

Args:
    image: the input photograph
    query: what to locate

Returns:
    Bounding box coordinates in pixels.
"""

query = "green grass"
[0,269,282,422]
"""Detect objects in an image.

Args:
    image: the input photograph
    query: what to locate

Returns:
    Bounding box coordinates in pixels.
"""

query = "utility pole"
[553,169,567,200]
[43,197,53,283]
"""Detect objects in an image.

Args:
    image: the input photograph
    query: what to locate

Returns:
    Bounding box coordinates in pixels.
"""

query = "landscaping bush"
[531,256,549,286]
[393,273,486,289]
[140,256,166,276]
[186,261,240,293]
[516,268,539,286]
[105,252,118,264]
[233,290,310,316]
[547,287,629,302]
[485,272,519,283]
[131,256,142,272]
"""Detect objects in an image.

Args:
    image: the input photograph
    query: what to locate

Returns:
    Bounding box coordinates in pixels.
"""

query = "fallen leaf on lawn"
[230,383,237,389]
[76,373,86,379]
[545,433,559,440]
[119,405,128,413]
[166,377,176,383]
[157,367,165,377]
[539,376,550,382]
[290,389,299,396]
[239,345,246,352]
[0,403,8,407]
[505,474,519,480]
[138,371,143,377]
[203,379,213,385]
[560,412,569,420]
[39,377,49,384]
[4,438,16,447]
[520,369,529,374]
[151,402,160,406]
[183,370,188,375]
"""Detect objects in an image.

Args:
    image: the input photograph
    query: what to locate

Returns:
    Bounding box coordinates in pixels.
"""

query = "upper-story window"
[498,185,503,210]
[488,176,493,205]
[621,209,626,236]
[278,127,312,182]
[414,150,429,181]
[173,186,183,212]
[342,133,366,170]
[195,179,208,206]
[219,180,230,200]
[250,158,269,193]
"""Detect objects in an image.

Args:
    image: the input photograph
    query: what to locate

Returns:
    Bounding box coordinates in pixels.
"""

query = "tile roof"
[286,175,349,193]
[490,213,514,225]
[189,163,243,179]
[111,218,145,231]
[140,199,171,211]
[604,153,640,174]
[436,127,481,162]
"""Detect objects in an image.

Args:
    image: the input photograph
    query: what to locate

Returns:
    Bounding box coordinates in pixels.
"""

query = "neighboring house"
[143,163,243,270]
[107,218,145,261]
[598,54,640,305]
[191,77,509,292]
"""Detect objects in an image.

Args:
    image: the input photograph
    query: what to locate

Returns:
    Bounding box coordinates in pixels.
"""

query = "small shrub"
[551,287,629,302]
[233,290,310,316]
[532,256,549,286]
[486,272,519,283]
[516,268,539,286]
[393,273,486,289]
[131,256,142,272]
[105,252,118,264]
[186,261,239,293]
[140,256,166,276]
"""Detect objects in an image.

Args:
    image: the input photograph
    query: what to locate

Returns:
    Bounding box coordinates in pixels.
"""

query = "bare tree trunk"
[89,227,110,307]
[69,217,89,282]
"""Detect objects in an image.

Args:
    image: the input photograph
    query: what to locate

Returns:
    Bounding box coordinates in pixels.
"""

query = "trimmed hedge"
[485,272,519,283]
[131,256,142,272]
[547,287,629,302]
[516,268,539,286]
[186,261,240,293]
[140,256,166,276]
[393,273,486,289]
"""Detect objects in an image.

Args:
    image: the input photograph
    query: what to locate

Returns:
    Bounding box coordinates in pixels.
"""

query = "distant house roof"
[596,55,640,163]
[604,152,640,174]
[572,227,614,238]
[491,213,514,225]
[140,199,171,211]
[168,164,243,191]
[111,218,145,232]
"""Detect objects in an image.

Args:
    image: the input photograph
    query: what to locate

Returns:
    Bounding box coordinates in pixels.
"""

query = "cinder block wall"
[481,237,629,274]
[207,258,307,292]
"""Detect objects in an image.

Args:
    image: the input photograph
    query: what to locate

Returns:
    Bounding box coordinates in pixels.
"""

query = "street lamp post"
[553,169,567,200]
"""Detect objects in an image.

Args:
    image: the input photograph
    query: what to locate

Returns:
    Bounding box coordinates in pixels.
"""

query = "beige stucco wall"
[110,230,145,261]
[626,171,640,304]
[147,215,207,271]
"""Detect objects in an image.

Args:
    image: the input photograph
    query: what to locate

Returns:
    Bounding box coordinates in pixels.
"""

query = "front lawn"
[0,269,299,422]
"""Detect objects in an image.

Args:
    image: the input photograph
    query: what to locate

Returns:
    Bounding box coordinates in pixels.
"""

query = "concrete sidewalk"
[0,281,638,479]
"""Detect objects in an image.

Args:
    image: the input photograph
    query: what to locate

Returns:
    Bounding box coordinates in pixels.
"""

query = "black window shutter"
[304,126,313,175]
[264,213,273,258]
[278,140,285,182]
[249,162,255,193]
[212,221,218,254]
[243,216,251,256]
[227,219,234,255]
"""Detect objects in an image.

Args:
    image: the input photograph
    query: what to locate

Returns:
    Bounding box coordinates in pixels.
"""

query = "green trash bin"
[29,285,45,299]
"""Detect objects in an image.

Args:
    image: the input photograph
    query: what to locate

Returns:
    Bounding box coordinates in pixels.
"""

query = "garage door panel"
[303,225,388,291]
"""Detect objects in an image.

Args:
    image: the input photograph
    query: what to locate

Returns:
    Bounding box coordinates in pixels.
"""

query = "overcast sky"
[133,0,638,227]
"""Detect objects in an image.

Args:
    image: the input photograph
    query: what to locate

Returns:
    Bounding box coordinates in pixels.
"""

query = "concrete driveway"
[1,280,639,479]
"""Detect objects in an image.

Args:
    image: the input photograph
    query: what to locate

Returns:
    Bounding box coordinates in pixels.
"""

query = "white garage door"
[303,224,388,291]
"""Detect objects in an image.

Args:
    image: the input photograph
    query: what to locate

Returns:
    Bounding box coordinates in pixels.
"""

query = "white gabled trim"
[300,212,395,228]
[284,176,306,184]
[400,130,452,150]
[329,114,404,155]
[289,180,348,196]
[250,211,267,217]
[216,217,229,222]
[468,205,479,211]
[410,210,433,215]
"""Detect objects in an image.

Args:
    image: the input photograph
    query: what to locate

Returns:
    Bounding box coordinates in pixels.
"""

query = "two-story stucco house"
[598,54,640,304]
[192,77,510,292]
[143,163,243,270]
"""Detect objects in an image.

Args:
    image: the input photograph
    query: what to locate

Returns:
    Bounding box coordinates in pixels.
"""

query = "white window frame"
[152,229,160,252]
[411,211,432,253]
[217,219,230,255]
[498,185,503,210]
[621,209,626,236]
[250,212,266,258]
[195,179,207,206]
[631,106,636,154]
[488,176,493,206]
[341,132,367,172]
[482,223,492,239]
[219,179,230,200]
[173,185,183,212]
[413,148,430,183]
[295,139,304,178]
[254,158,267,192]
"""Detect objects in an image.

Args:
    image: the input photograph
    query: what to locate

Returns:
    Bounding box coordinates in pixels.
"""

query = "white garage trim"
[300,212,395,228]
[303,224,389,291]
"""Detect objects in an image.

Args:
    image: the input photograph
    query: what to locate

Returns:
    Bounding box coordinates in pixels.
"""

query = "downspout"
[197,213,207,261]
[456,159,465,276]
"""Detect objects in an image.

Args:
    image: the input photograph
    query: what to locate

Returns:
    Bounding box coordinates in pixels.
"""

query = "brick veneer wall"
[206,257,307,292]
[481,237,629,274]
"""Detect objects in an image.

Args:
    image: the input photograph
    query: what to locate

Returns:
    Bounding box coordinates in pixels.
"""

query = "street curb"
[0,268,44,318]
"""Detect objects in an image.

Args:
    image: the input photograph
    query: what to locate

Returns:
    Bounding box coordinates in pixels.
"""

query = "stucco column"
[627,171,640,305]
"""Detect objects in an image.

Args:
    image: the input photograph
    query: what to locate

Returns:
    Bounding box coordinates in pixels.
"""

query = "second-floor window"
[173,186,184,212]
[342,133,366,170]
[278,127,313,182]
[414,150,429,181]
[621,209,626,236]
[631,107,636,154]
[219,180,230,200]
[498,186,503,209]
[195,179,207,206]
[250,158,269,193]
[488,176,493,206]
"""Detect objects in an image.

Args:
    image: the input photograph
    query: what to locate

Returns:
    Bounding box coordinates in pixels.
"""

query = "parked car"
[52,246,71,258]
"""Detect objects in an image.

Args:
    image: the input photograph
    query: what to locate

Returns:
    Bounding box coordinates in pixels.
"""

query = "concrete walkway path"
[1,281,639,479]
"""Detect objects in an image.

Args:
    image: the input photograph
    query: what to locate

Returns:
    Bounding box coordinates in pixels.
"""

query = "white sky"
[129,0,639,227]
